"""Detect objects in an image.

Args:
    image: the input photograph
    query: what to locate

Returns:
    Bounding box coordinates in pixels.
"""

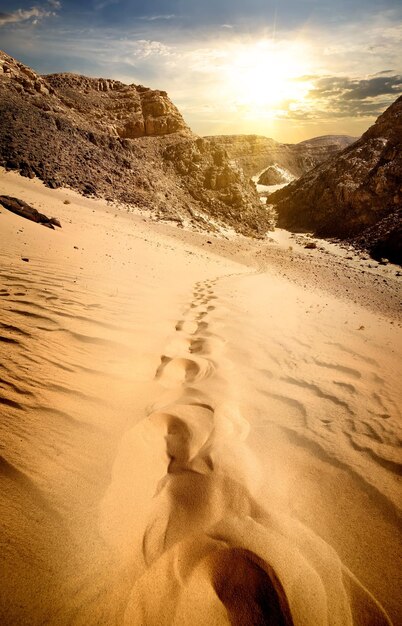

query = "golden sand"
[0,169,400,625]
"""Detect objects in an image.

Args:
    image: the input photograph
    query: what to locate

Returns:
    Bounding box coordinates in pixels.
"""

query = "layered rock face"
[45,73,188,138]
[205,134,357,181]
[0,51,273,236]
[205,135,282,178]
[270,96,402,263]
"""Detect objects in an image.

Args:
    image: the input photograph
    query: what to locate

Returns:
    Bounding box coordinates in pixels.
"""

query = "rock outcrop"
[205,134,357,180]
[257,166,292,186]
[270,96,402,263]
[0,51,274,237]
[44,72,188,138]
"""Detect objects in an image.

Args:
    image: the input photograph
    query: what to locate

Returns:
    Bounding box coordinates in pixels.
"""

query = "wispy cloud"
[318,16,402,76]
[139,15,177,22]
[0,2,60,27]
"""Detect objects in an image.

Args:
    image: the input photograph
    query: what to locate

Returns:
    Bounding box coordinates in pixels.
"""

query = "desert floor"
[0,168,401,625]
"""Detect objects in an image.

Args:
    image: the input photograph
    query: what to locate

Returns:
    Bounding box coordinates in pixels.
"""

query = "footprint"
[208,547,293,626]
[163,336,192,358]
[149,404,215,469]
[190,337,225,356]
[197,321,209,333]
[175,320,199,335]
[155,356,172,379]
[156,356,215,386]
[146,387,215,416]
[190,338,208,354]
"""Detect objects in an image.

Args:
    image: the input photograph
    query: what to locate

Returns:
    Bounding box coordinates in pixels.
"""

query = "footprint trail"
[101,275,393,626]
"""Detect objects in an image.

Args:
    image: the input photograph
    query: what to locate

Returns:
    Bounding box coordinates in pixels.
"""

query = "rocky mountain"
[0,51,273,237]
[270,96,402,264]
[205,134,357,183]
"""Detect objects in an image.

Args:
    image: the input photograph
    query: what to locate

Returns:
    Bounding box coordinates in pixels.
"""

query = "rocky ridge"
[269,96,402,264]
[205,134,357,182]
[0,51,273,237]
[44,72,188,139]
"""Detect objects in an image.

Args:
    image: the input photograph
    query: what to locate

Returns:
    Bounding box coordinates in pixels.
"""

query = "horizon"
[1,1,401,142]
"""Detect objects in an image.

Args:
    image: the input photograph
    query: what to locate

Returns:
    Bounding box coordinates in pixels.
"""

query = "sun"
[223,40,313,116]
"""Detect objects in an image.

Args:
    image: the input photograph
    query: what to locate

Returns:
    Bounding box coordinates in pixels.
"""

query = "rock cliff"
[270,96,402,263]
[205,134,357,181]
[0,51,273,236]
[44,72,188,138]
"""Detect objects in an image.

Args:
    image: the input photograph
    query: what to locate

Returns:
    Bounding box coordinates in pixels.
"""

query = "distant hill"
[0,51,274,237]
[298,135,358,149]
[270,96,402,263]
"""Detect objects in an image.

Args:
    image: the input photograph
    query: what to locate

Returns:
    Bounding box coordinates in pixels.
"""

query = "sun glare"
[223,40,313,117]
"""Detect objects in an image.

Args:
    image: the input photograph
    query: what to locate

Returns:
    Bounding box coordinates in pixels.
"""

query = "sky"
[1,0,401,142]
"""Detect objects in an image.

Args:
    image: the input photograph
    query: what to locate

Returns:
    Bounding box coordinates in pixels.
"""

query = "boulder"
[0,195,62,229]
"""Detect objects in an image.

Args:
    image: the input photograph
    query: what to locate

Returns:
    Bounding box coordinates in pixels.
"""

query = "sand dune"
[0,168,400,625]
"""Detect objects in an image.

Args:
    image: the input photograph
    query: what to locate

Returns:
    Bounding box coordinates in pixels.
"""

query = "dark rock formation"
[205,134,357,179]
[351,209,402,264]
[0,50,274,237]
[270,96,402,264]
[0,195,61,228]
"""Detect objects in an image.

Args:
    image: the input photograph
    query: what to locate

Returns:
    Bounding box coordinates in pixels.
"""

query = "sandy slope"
[0,169,401,625]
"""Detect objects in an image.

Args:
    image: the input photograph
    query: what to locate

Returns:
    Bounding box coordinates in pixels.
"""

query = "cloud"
[341,75,402,100]
[374,70,395,76]
[306,74,402,116]
[128,39,172,59]
[234,70,402,124]
[0,8,50,26]
[0,3,60,27]
[139,15,176,22]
